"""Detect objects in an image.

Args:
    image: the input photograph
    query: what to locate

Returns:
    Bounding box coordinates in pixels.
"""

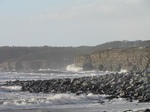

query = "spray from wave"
[119,69,128,73]
[66,64,82,72]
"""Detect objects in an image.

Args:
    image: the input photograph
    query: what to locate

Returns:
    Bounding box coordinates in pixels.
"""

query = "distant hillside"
[0,46,93,71]
[93,40,150,51]
[0,40,149,71]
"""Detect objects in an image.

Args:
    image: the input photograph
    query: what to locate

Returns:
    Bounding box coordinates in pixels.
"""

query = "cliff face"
[74,47,150,71]
[0,40,150,72]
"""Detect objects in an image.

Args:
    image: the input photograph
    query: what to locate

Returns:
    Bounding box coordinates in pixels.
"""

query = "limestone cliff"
[74,47,150,71]
[0,40,150,72]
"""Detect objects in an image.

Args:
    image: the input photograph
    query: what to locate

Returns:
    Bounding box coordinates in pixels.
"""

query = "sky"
[0,0,150,47]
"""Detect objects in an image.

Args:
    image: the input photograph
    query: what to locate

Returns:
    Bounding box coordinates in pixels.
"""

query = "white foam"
[1,86,21,91]
[0,71,149,111]
[0,93,106,110]
[1,92,150,111]
[119,69,128,73]
[66,64,83,72]
[0,68,111,83]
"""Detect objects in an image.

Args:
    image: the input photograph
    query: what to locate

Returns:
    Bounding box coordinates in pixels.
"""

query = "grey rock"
[2,69,150,102]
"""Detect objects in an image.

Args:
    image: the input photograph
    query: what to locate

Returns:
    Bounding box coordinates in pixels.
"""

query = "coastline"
[1,102,150,112]
[0,70,149,112]
[0,108,149,112]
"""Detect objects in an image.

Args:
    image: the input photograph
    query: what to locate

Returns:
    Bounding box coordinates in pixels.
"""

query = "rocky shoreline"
[2,70,150,103]
[0,108,150,112]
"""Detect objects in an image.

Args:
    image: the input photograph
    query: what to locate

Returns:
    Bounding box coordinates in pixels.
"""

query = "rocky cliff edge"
[74,47,150,71]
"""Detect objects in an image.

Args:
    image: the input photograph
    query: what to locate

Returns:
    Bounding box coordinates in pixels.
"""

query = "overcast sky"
[0,0,150,47]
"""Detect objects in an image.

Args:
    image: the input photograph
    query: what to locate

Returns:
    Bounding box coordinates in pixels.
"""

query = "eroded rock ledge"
[2,70,150,102]
[74,47,150,71]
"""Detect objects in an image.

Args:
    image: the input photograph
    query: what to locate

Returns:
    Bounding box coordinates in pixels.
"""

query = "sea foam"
[66,64,83,72]
[1,93,105,110]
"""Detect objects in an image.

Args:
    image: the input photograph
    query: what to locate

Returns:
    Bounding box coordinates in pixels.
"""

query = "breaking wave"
[0,93,106,110]
[66,64,83,72]
[119,69,128,73]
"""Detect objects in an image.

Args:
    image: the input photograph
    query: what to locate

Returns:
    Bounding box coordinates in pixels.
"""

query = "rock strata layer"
[74,47,150,71]
[2,70,150,102]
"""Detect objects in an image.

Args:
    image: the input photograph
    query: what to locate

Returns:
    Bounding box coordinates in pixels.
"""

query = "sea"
[0,64,149,112]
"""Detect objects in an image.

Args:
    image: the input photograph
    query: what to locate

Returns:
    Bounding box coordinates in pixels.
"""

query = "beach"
[0,71,149,112]
[1,101,150,112]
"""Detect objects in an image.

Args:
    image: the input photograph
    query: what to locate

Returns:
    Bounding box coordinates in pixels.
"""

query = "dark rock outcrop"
[133,109,150,112]
[74,47,150,71]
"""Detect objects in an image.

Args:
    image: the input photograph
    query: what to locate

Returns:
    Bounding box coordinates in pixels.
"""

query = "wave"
[66,64,83,72]
[0,93,106,110]
[119,69,128,73]
[0,86,21,92]
[2,92,147,112]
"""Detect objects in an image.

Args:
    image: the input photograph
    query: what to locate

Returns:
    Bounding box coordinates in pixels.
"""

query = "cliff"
[0,46,94,72]
[74,47,150,71]
[0,40,150,72]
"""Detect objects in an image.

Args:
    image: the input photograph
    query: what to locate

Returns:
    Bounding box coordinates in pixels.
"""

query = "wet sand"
[1,101,150,112]
[0,108,147,112]
[0,108,102,112]
[0,106,149,112]
[0,108,73,112]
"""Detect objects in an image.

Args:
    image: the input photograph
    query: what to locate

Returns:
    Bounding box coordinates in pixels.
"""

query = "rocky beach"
[0,44,150,112]
[0,106,150,112]
[2,70,150,103]
[1,69,150,112]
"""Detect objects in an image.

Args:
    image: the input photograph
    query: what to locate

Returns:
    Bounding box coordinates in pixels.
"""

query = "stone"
[145,109,150,112]
[1,69,150,102]
[74,48,150,72]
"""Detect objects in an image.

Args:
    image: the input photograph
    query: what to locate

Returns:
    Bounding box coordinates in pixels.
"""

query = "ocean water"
[0,65,149,111]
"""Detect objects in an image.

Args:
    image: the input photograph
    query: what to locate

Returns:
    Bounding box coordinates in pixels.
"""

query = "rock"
[74,47,150,71]
[134,109,150,112]
[123,109,133,112]
[105,95,118,101]
[145,109,150,112]
[2,70,150,102]
[61,78,71,85]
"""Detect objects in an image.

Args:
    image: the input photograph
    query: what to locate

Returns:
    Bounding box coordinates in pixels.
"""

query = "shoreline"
[3,70,150,103]
[0,70,149,112]
[1,102,150,112]
[1,108,149,112]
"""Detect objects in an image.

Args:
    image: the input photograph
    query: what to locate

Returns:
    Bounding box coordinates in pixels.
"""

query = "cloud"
[28,0,149,23]
[1,0,149,46]
[25,0,150,40]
